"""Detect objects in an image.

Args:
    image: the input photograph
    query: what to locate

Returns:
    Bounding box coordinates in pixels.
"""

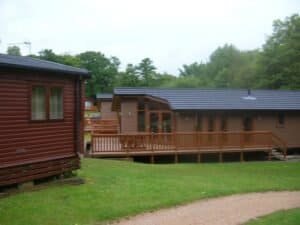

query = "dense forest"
[7,14,300,96]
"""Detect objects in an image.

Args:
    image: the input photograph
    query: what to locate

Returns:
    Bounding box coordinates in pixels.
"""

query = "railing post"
[151,133,154,153]
[125,135,129,157]
[219,132,223,150]
[197,132,201,162]
[268,132,272,149]
[173,132,177,151]
[240,132,244,149]
[91,133,94,155]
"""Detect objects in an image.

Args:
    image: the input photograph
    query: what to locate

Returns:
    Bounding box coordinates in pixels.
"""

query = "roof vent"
[242,89,256,100]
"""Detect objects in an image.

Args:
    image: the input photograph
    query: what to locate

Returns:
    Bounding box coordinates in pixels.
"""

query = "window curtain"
[32,86,46,120]
[50,87,63,119]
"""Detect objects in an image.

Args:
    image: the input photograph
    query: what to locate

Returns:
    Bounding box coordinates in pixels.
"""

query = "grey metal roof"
[114,87,300,110]
[96,93,113,100]
[0,54,89,77]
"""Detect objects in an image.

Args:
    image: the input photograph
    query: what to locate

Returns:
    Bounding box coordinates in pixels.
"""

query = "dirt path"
[110,191,300,225]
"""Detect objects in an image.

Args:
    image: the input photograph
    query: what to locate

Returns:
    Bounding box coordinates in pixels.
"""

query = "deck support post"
[174,154,178,163]
[268,150,272,161]
[197,153,201,163]
[240,151,244,162]
[219,152,223,163]
[150,155,155,164]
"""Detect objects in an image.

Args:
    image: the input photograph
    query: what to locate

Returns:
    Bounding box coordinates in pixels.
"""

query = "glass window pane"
[138,111,145,132]
[31,86,46,120]
[50,87,63,119]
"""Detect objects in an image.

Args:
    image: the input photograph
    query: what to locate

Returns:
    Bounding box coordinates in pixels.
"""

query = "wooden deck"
[89,131,287,161]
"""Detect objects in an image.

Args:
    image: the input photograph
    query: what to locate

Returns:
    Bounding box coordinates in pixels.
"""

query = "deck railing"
[91,131,286,157]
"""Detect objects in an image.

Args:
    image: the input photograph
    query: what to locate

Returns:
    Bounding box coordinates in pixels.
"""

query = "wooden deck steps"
[271,149,300,161]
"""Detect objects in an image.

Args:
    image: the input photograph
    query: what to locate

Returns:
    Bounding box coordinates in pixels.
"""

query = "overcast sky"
[0,0,299,74]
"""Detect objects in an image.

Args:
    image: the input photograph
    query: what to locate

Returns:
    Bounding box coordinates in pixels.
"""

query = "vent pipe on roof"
[242,89,256,100]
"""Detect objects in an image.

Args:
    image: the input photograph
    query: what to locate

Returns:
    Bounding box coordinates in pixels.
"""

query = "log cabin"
[0,54,90,187]
[90,87,300,162]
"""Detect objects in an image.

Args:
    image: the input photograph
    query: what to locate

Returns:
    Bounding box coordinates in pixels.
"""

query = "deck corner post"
[240,151,244,162]
[174,154,178,163]
[219,152,223,163]
[150,155,155,164]
[197,153,201,163]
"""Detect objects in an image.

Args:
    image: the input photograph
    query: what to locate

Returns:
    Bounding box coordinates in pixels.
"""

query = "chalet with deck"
[90,87,300,162]
[0,54,89,187]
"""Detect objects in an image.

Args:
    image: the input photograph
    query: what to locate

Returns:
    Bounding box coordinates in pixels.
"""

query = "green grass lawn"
[246,208,300,225]
[0,159,299,225]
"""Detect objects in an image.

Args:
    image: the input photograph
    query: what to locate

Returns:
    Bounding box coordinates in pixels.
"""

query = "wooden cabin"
[96,93,117,120]
[0,54,89,187]
[90,87,300,161]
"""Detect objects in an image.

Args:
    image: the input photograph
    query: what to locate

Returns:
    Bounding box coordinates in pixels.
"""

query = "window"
[278,113,285,127]
[50,87,63,119]
[138,111,145,132]
[31,85,63,121]
[31,86,46,120]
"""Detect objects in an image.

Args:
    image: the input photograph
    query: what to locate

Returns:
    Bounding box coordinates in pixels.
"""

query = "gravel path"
[110,191,300,225]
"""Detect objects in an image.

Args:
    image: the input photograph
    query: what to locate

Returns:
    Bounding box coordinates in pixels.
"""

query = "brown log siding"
[0,69,82,185]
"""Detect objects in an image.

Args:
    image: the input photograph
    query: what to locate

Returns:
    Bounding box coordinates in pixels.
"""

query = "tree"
[38,49,62,62]
[7,46,21,56]
[178,44,260,88]
[116,64,140,87]
[78,51,119,96]
[136,58,157,86]
[258,14,300,89]
[179,62,207,77]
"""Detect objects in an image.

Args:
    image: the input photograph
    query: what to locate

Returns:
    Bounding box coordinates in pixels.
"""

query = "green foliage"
[179,45,260,88]
[78,51,118,96]
[115,64,140,87]
[136,58,157,86]
[258,14,300,89]
[0,159,299,225]
[7,45,21,56]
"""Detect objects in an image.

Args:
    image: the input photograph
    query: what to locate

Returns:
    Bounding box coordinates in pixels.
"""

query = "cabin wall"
[100,101,117,120]
[120,100,137,133]
[176,113,196,132]
[174,111,300,148]
[0,69,81,186]
[254,112,300,148]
